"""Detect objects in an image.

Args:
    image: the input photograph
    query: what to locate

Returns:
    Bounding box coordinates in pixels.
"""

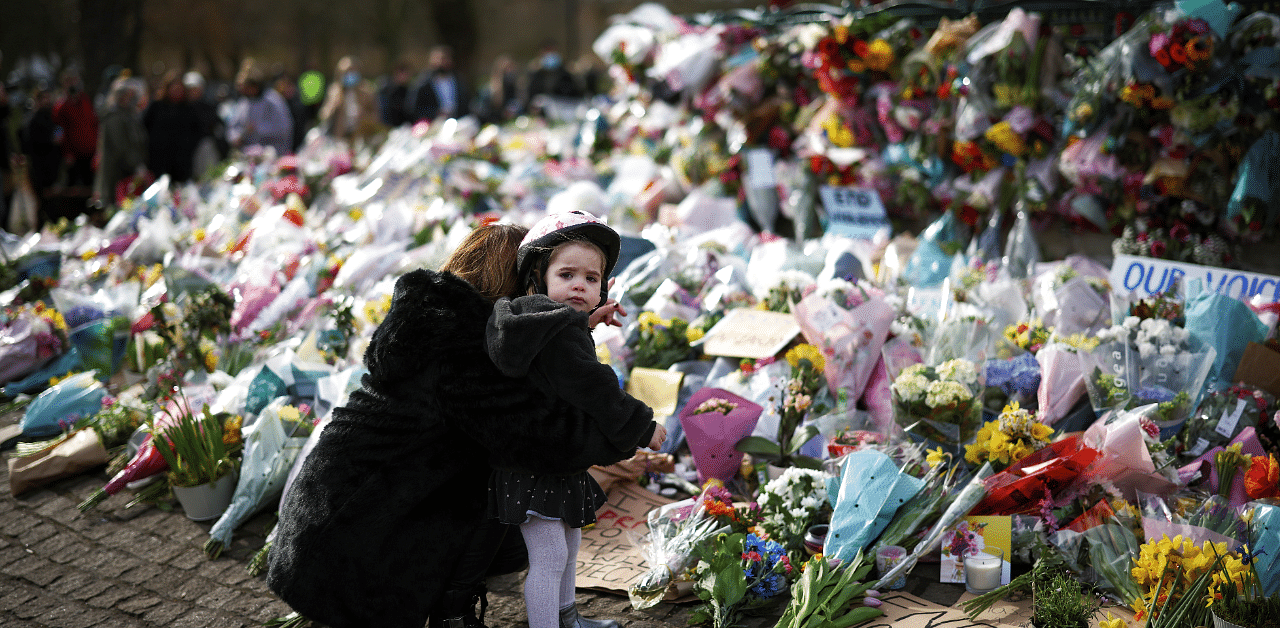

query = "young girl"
[486,210,667,628]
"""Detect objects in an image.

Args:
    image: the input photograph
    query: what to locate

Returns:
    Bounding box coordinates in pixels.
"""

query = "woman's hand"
[647,423,668,451]
[589,278,627,328]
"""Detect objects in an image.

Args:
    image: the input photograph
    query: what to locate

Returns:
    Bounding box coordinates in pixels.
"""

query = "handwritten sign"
[576,483,674,593]
[820,185,890,240]
[626,368,686,417]
[864,591,1139,628]
[1110,254,1280,303]
[701,308,801,359]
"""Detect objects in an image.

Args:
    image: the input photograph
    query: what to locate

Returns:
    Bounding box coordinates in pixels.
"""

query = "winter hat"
[517,210,621,305]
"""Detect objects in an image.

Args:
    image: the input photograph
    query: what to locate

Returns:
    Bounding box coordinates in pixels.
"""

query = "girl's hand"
[647,424,667,451]
[589,300,626,328]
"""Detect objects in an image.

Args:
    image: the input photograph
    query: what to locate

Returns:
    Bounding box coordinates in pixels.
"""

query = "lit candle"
[964,548,1003,594]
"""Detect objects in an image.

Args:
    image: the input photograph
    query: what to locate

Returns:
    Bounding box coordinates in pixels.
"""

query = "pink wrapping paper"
[794,292,896,406]
[0,318,47,385]
[1036,345,1087,426]
[678,387,764,485]
[862,338,923,441]
[1177,426,1266,508]
[1082,409,1181,501]
[229,281,282,332]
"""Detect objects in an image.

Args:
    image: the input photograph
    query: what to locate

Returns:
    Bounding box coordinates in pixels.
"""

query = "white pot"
[172,471,237,522]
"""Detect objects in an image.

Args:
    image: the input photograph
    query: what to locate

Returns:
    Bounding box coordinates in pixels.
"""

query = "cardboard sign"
[576,482,675,593]
[626,367,686,417]
[701,308,801,359]
[866,591,1140,628]
[1110,254,1280,303]
[820,185,890,240]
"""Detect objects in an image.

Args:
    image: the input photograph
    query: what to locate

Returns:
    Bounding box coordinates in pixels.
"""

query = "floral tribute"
[965,402,1054,469]
[891,358,982,450]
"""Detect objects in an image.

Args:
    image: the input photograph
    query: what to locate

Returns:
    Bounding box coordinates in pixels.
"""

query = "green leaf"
[735,435,781,458]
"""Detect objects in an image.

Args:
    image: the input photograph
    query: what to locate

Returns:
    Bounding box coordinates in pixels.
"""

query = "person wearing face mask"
[411,45,471,123]
[227,59,295,156]
[523,40,583,118]
[318,56,383,145]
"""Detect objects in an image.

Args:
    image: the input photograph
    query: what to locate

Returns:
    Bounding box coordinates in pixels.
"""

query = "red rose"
[1150,240,1168,257]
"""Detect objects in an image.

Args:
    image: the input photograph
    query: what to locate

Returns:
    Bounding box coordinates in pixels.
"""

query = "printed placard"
[820,185,891,240]
[701,308,801,359]
[1215,397,1248,439]
[1110,254,1280,303]
[744,148,777,189]
[939,516,1012,586]
[626,367,686,417]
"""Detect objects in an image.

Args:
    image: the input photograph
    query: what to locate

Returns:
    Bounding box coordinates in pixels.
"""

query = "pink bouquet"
[794,280,896,405]
[679,387,764,485]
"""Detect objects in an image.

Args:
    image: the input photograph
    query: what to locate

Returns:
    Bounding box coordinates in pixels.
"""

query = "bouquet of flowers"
[632,311,699,370]
[629,500,732,610]
[984,351,1042,408]
[1131,534,1233,626]
[736,343,828,469]
[890,358,983,452]
[965,402,1054,471]
[793,278,896,404]
[774,552,883,628]
[1179,384,1275,462]
[1082,404,1183,501]
[756,467,831,561]
[689,532,792,628]
[0,301,71,386]
[678,387,763,485]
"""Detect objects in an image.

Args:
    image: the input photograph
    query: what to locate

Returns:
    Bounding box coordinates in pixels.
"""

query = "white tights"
[519,514,581,628]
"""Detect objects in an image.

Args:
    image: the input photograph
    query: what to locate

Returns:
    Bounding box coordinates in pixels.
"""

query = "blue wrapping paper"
[1184,281,1268,389]
[823,449,925,561]
[1226,130,1279,230]
[902,212,963,288]
[1249,502,1280,596]
[19,371,107,439]
[2,348,82,397]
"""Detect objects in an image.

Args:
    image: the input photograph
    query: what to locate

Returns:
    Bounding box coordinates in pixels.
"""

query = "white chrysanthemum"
[892,372,929,402]
[1159,344,1177,356]
[937,359,978,387]
[926,380,972,407]
[1123,316,1141,329]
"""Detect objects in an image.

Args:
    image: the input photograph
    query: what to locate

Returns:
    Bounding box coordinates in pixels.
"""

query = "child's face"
[544,241,604,313]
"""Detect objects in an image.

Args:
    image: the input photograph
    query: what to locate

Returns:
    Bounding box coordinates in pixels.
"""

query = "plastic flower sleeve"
[1226,130,1280,232]
[794,290,895,404]
[205,396,309,557]
[1184,280,1269,389]
[1081,521,1144,609]
[1247,501,1280,596]
[20,371,108,439]
[874,462,994,589]
[901,211,965,288]
[1079,339,1136,413]
[1035,344,1088,426]
[823,449,925,562]
[628,500,730,610]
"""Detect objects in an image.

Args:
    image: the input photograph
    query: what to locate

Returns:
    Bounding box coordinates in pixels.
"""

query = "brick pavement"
[2,406,963,628]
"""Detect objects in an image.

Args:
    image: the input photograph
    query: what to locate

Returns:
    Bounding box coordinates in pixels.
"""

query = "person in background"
[318,56,382,146]
[378,60,416,128]
[51,68,98,191]
[523,40,583,117]
[274,72,308,152]
[0,82,13,227]
[227,60,294,156]
[92,77,147,211]
[412,45,470,123]
[184,71,226,180]
[473,55,520,126]
[143,70,201,183]
[19,86,61,217]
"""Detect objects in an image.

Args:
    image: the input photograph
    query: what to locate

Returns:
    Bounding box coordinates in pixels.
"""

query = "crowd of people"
[0,41,606,234]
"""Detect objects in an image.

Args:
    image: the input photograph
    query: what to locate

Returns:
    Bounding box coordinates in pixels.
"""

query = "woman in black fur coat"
[267,224,639,628]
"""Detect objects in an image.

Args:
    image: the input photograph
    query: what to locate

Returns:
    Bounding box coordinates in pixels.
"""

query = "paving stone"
[194,584,239,609]
[173,574,216,601]
[90,549,142,578]
[31,530,78,557]
[119,561,165,585]
[0,545,32,570]
[168,546,209,570]
[220,593,266,617]
[142,600,191,624]
[16,521,59,546]
[48,540,92,565]
[0,586,37,611]
[85,581,142,609]
[39,603,105,628]
[114,592,163,615]
[170,606,222,628]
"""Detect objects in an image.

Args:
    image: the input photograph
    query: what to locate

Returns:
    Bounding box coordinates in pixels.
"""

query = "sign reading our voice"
[1109,254,1280,303]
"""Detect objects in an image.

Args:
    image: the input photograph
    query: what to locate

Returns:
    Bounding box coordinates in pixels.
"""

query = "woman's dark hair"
[440,222,529,302]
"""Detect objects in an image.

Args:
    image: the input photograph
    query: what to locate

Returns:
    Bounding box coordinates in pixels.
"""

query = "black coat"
[267,270,638,628]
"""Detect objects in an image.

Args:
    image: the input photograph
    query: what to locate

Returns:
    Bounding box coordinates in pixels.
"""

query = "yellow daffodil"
[926,446,947,468]
[1099,611,1125,628]
[1031,422,1054,442]
[865,39,895,72]
[638,311,667,333]
[685,327,705,344]
[193,228,207,242]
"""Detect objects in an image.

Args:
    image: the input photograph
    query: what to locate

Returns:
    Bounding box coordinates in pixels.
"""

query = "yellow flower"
[278,405,301,422]
[964,442,986,465]
[927,446,947,468]
[348,207,364,221]
[685,326,705,344]
[80,249,96,261]
[1010,439,1033,463]
[865,39,895,72]
[846,58,866,73]
[193,228,207,242]
[1030,422,1054,442]
[595,343,612,365]
[223,414,243,446]
[786,343,825,373]
[984,121,1027,156]
[1100,611,1125,628]
[638,311,667,333]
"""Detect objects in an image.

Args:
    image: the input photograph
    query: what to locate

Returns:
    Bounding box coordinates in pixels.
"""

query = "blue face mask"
[343,71,360,87]
[542,53,562,70]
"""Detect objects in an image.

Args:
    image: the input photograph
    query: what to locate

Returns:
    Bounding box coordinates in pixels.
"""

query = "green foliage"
[151,406,238,488]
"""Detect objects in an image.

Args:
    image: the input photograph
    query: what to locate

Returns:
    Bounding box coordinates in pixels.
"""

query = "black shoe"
[559,605,619,628]
[435,586,489,628]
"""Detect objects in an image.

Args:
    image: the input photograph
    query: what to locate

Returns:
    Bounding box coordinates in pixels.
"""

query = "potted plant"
[736,343,828,473]
[1210,548,1280,628]
[1029,570,1098,628]
[151,402,241,521]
